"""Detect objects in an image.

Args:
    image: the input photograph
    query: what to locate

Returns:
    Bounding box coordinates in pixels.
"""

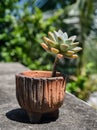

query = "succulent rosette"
[41,30,82,59]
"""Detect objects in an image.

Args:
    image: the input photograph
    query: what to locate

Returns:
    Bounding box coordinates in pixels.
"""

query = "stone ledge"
[0,62,29,75]
[0,63,97,130]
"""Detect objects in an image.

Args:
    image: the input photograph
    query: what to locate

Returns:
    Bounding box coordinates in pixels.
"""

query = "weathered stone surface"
[0,63,97,130]
[0,62,29,75]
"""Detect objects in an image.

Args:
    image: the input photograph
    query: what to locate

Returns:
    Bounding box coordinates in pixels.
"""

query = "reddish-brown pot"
[16,71,66,123]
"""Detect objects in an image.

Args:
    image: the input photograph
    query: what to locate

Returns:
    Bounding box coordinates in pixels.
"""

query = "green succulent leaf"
[41,43,49,51]
[58,29,63,35]
[69,35,76,42]
[72,47,82,53]
[70,42,79,48]
[65,50,75,56]
[58,36,64,44]
[60,43,69,51]
[58,30,68,41]
[71,54,79,58]
[51,47,59,54]
[65,39,72,44]
[48,32,56,42]
[63,32,68,40]
[43,37,56,47]
[65,54,78,59]
[53,31,58,42]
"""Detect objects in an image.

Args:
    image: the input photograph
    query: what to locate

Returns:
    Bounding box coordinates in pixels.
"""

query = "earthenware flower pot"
[16,71,66,123]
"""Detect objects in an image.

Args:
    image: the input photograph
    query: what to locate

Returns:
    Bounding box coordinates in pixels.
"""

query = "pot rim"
[16,70,65,80]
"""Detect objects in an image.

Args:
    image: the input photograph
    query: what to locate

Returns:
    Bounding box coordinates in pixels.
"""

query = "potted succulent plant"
[16,29,82,123]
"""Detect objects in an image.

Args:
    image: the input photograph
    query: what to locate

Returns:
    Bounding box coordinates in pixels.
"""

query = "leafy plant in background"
[0,0,63,70]
[83,38,97,74]
[66,75,88,100]
[67,73,97,101]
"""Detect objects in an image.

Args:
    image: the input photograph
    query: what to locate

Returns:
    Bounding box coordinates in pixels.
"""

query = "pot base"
[27,109,59,123]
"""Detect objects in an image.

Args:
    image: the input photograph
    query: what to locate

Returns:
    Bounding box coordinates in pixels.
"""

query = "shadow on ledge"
[6,108,59,124]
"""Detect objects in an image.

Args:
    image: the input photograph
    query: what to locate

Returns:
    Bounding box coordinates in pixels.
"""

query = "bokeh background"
[0,0,97,107]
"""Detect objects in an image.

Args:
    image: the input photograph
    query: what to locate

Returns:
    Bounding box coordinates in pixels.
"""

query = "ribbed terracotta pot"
[16,71,66,123]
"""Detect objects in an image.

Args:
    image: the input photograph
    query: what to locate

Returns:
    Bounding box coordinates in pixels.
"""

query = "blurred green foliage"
[67,73,97,100]
[0,0,97,100]
[67,75,88,100]
[0,0,63,70]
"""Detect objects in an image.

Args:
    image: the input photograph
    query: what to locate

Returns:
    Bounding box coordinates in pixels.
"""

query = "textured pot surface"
[16,71,66,113]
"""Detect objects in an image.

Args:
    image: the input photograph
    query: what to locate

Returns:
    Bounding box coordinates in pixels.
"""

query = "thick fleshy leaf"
[63,32,68,39]
[60,43,69,51]
[65,50,75,56]
[65,39,72,44]
[48,32,56,41]
[71,54,79,58]
[59,32,68,41]
[51,47,59,54]
[58,29,63,35]
[58,30,68,41]
[65,54,78,59]
[43,37,56,46]
[53,31,58,41]
[69,35,76,42]
[41,43,49,51]
[57,53,64,59]
[58,36,64,44]
[72,47,82,52]
[54,31,58,37]
[58,30,64,38]
[70,42,79,48]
